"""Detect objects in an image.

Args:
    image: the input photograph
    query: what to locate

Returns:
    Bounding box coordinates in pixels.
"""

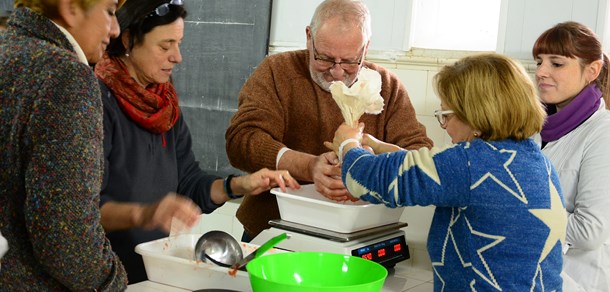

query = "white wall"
[270,0,609,59]
[197,0,610,271]
[498,0,609,60]
[270,0,413,52]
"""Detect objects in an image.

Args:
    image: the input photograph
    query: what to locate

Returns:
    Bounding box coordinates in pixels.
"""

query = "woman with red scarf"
[94,0,299,283]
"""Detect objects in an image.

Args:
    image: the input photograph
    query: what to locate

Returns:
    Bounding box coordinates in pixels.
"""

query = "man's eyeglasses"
[434,109,454,127]
[147,0,184,18]
[311,37,365,71]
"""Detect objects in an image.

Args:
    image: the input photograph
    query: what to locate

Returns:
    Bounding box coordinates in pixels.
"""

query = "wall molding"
[268,46,538,74]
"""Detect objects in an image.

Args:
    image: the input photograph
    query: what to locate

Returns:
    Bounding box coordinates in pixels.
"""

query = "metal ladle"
[194,231,289,272]
[194,230,244,268]
[228,232,289,272]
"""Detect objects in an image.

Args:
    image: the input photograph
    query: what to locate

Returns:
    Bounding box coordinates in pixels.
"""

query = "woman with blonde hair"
[0,0,127,289]
[328,53,565,291]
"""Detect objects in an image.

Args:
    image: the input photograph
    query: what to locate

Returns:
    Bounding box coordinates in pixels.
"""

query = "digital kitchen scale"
[251,219,410,268]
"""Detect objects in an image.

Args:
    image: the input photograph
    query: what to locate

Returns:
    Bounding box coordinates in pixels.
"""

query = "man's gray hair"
[309,0,372,43]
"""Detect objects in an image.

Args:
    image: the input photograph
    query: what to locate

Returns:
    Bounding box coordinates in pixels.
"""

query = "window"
[410,0,502,51]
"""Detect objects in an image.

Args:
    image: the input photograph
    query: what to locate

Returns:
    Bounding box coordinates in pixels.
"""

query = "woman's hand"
[324,123,365,160]
[233,168,301,195]
[334,123,364,147]
[362,133,402,154]
[137,193,201,233]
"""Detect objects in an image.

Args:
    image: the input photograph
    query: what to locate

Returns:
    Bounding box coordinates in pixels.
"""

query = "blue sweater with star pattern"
[342,138,565,291]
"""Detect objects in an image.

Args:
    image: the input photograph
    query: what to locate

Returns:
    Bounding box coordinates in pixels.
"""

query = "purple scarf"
[541,84,601,142]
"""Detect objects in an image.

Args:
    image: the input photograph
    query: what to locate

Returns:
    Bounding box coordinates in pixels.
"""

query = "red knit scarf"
[95,54,179,137]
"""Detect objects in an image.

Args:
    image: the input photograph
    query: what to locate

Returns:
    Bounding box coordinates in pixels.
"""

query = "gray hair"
[309,0,372,43]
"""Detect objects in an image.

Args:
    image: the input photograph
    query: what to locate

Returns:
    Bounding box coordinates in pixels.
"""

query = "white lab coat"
[543,103,610,292]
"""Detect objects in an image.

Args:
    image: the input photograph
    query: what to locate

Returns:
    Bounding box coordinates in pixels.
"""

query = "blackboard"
[177,0,272,176]
[1,0,272,177]
[0,0,10,15]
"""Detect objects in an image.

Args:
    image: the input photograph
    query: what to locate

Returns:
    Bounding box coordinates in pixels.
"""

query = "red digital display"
[394,244,401,252]
[352,235,410,268]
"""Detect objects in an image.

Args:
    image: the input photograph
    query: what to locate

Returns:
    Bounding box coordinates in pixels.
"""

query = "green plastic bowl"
[247,252,388,292]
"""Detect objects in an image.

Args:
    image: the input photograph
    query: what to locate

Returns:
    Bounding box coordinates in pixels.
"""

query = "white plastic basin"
[272,184,405,233]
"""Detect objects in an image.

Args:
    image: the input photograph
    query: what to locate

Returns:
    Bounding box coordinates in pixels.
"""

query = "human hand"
[324,122,364,154]
[138,193,201,233]
[307,151,355,202]
[234,168,301,195]
[362,133,402,154]
[325,123,372,155]
[333,123,364,148]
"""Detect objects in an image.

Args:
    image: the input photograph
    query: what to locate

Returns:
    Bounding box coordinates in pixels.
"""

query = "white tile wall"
[192,200,243,241]
[388,61,452,271]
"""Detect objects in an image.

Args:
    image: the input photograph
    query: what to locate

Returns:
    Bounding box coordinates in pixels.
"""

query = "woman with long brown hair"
[533,21,610,291]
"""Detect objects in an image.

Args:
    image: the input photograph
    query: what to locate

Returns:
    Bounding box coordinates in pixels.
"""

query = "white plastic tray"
[135,233,282,291]
[271,184,405,233]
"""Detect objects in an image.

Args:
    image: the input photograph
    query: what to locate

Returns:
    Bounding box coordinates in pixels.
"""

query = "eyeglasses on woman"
[434,109,455,127]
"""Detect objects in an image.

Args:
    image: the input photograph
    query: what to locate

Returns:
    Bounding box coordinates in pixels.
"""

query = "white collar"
[51,21,88,65]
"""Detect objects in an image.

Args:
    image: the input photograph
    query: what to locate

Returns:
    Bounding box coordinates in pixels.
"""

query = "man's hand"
[309,151,356,201]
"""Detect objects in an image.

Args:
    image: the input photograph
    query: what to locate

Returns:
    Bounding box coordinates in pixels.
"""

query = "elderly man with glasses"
[226,0,433,241]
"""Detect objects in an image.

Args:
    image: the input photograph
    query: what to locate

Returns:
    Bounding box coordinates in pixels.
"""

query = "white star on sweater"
[465,216,505,290]
[345,146,444,200]
[470,142,528,204]
[431,208,505,291]
[529,175,566,262]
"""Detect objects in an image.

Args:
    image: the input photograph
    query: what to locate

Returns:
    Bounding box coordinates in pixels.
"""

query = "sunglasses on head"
[147,0,184,18]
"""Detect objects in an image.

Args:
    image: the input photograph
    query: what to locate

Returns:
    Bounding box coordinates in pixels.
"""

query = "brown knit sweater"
[225,50,432,237]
